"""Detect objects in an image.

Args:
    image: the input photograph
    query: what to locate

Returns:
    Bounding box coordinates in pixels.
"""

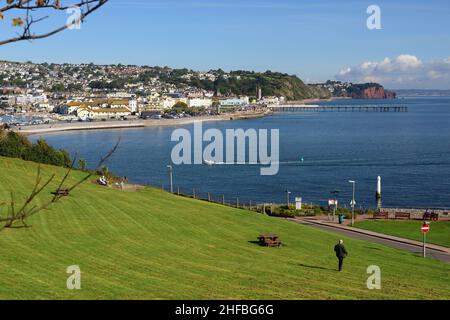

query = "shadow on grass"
[298,263,334,271]
[247,240,286,247]
[364,246,382,251]
[7,225,32,229]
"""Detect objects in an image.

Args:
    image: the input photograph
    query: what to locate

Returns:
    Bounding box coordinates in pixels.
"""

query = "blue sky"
[1,0,449,88]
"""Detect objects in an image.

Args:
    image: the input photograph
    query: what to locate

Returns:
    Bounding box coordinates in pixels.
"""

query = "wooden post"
[193,188,196,199]
[208,192,211,201]
[222,195,225,205]
[177,186,180,195]
[236,198,239,208]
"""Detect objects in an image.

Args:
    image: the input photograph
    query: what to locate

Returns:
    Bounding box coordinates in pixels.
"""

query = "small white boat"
[204,159,216,166]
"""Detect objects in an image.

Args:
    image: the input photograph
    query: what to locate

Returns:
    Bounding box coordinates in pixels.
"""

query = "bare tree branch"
[0,0,109,46]
[0,138,120,230]
[0,1,33,13]
[4,0,101,11]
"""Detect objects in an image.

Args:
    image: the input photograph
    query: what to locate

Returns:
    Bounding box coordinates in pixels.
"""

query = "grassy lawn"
[354,220,450,248]
[0,156,449,299]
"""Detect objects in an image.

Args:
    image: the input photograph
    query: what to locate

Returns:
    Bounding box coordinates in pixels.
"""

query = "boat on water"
[204,159,216,166]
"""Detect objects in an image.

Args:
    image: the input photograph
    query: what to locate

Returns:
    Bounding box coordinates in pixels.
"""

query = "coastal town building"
[33,101,54,112]
[15,92,48,105]
[161,96,189,109]
[0,61,292,125]
[219,97,249,107]
[77,108,131,120]
[259,96,284,106]
[56,98,135,120]
[188,98,213,108]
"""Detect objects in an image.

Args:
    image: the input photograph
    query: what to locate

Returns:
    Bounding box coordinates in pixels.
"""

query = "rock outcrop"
[349,86,396,99]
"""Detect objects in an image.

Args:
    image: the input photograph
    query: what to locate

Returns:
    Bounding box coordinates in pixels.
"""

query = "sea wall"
[380,207,450,219]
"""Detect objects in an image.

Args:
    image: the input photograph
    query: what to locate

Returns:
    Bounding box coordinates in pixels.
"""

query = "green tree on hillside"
[171,101,189,113]
[0,130,71,167]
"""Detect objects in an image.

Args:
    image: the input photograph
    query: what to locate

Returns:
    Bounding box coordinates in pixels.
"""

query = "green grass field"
[0,156,449,299]
[354,220,450,248]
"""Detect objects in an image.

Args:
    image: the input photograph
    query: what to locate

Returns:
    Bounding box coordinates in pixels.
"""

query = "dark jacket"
[334,243,348,259]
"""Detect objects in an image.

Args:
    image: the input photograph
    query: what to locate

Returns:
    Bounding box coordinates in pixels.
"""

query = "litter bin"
[338,214,345,224]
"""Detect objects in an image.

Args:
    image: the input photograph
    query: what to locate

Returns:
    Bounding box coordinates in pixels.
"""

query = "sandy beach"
[13,111,270,136]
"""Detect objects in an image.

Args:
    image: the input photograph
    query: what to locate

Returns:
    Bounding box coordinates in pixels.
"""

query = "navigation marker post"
[295,197,302,210]
[376,176,382,209]
[376,176,382,200]
[286,190,291,208]
[421,222,430,258]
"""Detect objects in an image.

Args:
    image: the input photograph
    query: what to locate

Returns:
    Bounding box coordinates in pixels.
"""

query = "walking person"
[334,240,348,271]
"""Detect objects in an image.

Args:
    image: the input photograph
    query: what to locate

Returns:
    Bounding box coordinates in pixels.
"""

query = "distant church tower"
[256,85,262,101]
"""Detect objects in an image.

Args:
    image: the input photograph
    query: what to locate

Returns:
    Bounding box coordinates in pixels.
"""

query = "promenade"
[289,217,450,263]
[13,111,269,135]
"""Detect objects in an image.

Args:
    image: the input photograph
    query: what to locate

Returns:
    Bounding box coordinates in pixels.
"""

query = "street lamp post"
[167,165,173,193]
[348,180,356,226]
[286,190,291,208]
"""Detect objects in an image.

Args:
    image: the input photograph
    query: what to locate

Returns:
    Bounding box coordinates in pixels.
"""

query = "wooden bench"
[373,212,389,219]
[258,234,282,247]
[423,212,439,221]
[395,212,411,220]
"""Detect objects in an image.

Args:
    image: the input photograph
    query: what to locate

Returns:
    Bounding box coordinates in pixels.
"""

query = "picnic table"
[51,189,70,197]
[258,234,282,247]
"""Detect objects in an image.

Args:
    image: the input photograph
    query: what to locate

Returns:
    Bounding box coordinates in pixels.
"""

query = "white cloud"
[336,55,450,89]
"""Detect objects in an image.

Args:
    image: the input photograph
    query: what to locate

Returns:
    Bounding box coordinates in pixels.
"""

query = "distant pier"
[271,104,408,112]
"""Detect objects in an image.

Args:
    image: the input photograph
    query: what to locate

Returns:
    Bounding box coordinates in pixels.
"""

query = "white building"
[188,98,212,108]
[162,97,188,109]
[260,96,281,106]
[77,107,131,120]
[219,97,249,107]
[107,92,133,99]
[15,93,47,105]
[33,101,54,112]
[129,99,138,113]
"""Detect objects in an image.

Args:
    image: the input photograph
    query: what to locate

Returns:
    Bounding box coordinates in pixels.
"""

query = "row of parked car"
[140,111,218,120]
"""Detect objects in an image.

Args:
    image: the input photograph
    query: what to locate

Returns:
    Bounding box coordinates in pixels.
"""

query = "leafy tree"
[171,101,189,113]
[27,138,71,167]
[51,83,65,92]
[0,130,31,158]
[0,129,71,167]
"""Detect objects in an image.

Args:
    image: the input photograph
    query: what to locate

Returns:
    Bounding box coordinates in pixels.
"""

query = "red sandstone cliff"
[349,86,396,99]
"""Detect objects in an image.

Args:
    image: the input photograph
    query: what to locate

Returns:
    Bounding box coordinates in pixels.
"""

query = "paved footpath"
[288,217,450,263]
